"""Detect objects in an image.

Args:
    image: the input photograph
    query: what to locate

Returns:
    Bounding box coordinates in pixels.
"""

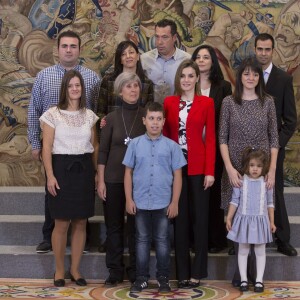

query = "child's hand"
[226,219,232,231]
[270,222,276,233]
[167,202,178,218]
[126,199,136,215]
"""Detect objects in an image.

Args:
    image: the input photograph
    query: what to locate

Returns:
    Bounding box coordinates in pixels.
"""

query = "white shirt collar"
[264,62,273,75]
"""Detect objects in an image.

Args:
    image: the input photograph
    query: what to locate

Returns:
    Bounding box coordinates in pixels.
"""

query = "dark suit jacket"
[209,79,232,132]
[266,65,297,148]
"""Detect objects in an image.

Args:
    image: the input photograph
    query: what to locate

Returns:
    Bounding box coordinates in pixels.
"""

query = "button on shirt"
[122,134,186,210]
[141,48,191,104]
[28,64,101,150]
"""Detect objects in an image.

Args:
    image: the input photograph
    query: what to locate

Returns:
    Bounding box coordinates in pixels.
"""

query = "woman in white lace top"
[39,70,99,287]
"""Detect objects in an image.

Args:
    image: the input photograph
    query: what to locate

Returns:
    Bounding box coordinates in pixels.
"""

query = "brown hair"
[174,59,200,96]
[58,70,87,110]
[241,147,269,176]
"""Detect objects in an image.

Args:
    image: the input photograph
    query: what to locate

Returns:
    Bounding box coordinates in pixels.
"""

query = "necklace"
[122,106,139,146]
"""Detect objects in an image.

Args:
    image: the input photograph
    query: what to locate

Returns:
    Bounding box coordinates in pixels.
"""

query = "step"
[1,214,299,247]
[0,246,299,281]
[0,187,103,215]
[0,215,106,246]
[1,187,299,215]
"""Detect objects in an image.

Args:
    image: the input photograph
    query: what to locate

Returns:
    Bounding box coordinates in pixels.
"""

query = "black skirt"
[47,153,95,219]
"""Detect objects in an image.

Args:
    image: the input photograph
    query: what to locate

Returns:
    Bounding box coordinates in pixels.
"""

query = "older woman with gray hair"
[97,72,145,285]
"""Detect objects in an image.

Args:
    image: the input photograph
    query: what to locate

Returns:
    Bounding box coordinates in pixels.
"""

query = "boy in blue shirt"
[123,102,186,293]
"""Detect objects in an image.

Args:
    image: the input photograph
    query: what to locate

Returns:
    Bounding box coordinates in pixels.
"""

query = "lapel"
[209,82,217,99]
[187,95,201,122]
[265,65,277,91]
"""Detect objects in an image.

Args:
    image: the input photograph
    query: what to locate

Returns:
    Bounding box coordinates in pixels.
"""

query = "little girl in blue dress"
[226,147,276,293]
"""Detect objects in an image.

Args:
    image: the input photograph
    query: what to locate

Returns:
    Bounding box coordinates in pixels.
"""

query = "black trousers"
[274,148,290,243]
[103,182,135,281]
[174,173,210,281]
[43,191,54,243]
[208,151,227,249]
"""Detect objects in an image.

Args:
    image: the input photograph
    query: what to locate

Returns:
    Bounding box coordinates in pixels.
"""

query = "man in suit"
[255,33,297,256]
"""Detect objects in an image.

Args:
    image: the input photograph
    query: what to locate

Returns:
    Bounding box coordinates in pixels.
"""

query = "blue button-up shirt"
[123,133,186,210]
[27,64,101,150]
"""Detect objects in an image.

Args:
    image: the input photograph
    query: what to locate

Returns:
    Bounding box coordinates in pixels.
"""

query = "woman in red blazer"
[163,60,216,288]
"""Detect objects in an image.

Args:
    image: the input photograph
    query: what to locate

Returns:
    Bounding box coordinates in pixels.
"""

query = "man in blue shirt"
[141,19,191,104]
[123,102,186,293]
[28,30,101,253]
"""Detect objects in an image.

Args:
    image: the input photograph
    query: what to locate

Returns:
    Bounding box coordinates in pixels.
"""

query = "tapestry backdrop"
[0,0,299,186]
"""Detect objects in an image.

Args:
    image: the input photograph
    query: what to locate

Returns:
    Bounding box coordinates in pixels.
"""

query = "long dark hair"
[112,40,145,81]
[58,70,86,110]
[191,44,224,84]
[233,57,268,106]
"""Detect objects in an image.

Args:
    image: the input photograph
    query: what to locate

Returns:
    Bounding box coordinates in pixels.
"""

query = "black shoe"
[70,274,87,286]
[254,282,264,293]
[54,274,65,287]
[157,276,171,293]
[228,246,235,255]
[239,281,249,292]
[231,279,241,287]
[277,242,298,256]
[104,276,123,286]
[130,279,148,292]
[178,280,190,289]
[36,241,52,253]
[189,280,200,288]
[208,247,225,254]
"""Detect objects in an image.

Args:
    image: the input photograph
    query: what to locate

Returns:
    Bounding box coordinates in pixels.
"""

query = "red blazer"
[163,95,215,176]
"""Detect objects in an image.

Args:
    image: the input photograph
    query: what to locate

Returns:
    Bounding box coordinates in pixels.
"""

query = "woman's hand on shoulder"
[204,175,215,190]
[227,166,242,188]
[47,175,60,197]
[97,180,106,201]
[265,168,275,189]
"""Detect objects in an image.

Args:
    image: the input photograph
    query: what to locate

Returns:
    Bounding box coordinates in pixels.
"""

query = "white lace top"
[39,107,99,154]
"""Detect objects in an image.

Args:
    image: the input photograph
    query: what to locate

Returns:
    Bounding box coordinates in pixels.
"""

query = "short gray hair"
[114,72,142,95]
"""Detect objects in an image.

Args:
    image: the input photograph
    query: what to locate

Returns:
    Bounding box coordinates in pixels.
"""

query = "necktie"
[263,71,268,84]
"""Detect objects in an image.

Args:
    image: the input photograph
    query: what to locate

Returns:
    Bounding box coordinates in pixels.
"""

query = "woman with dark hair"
[40,70,99,287]
[163,59,216,288]
[98,40,153,121]
[192,44,232,253]
[219,57,279,288]
[97,72,146,285]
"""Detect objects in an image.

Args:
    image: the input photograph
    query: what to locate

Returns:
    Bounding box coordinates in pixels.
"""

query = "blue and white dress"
[227,175,274,244]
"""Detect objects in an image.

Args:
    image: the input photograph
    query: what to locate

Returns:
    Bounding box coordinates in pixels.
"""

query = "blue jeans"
[135,207,170,280]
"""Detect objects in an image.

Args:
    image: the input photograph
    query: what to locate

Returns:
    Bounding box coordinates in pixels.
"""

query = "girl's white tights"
[238,243,266,283]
